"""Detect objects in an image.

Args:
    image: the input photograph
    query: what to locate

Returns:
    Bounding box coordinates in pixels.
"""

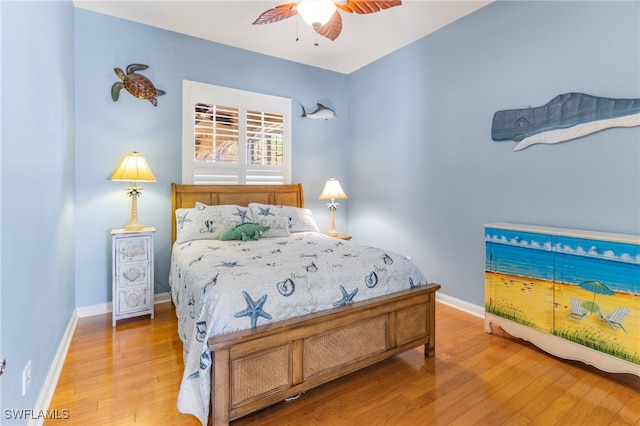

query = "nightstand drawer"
[115,285,152,315]
[115,236,150,263]
[116,261,150,287]
[111,228,155,326]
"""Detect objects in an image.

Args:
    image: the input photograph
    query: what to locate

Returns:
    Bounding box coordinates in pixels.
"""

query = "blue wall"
[347,0,640,306]
[74,9,349,307]
[1,0,76,420]
[1,0,639,416]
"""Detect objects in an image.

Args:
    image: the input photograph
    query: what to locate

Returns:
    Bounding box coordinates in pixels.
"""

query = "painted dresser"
[484,222,639,376]
[111,227,155,327]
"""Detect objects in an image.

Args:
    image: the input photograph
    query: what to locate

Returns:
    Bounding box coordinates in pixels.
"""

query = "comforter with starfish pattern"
[169,232,428,425]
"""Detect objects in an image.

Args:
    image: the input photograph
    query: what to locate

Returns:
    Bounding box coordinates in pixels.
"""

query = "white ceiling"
[73,0,493,74]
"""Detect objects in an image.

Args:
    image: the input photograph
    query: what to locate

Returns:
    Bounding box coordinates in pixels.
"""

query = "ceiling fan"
[252,0,402,41]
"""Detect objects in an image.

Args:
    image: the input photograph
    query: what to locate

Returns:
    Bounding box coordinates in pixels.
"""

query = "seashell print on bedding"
[277,278,296,296]
[169,232,428,424]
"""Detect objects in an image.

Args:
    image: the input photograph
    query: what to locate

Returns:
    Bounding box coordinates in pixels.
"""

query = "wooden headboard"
[171,183,305,244]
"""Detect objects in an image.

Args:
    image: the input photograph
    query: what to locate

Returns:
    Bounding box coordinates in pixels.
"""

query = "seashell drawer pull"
[111,228,156,327]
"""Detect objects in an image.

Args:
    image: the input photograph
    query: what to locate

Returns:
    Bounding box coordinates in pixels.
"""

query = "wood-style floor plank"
[46,302,640,425]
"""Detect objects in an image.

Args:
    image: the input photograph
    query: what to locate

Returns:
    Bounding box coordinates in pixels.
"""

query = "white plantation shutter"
[182,80,291,184]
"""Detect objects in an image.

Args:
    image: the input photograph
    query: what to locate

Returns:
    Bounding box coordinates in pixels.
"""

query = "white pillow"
[255,216,291,238]
[175,204,253,243]
[249,203,320,233]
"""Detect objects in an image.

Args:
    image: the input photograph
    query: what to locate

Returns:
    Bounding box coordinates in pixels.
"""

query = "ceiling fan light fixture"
[297,0,336,27]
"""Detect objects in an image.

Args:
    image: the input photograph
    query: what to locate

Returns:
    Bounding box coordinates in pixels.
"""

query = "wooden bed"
[171,183,440,426]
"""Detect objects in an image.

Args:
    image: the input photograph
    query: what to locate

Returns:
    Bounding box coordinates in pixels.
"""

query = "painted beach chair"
[599,307,630,334]
[567,298,586,323]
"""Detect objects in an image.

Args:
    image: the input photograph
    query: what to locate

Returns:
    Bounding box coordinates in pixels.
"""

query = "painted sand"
[486,271,640,364]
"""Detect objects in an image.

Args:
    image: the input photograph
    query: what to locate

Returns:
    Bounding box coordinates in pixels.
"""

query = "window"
[182,80,292,184]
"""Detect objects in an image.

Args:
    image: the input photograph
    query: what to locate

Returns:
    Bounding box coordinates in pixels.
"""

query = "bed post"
[424,286,437,357]
[211,348,231,426]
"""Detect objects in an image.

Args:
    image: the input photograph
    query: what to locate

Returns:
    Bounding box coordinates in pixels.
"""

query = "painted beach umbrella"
[579,280,614,314]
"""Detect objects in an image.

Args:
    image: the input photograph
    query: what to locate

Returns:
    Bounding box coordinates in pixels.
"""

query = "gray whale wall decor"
[491,93,640,151]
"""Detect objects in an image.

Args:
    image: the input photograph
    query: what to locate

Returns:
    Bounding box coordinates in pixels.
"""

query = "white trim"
[29,309,79,426]
[182,80,292,185]
[29,290,477,426]
[153,292,172,304]
[30,292,174,425]
[76,301,111,318]
[436,292,484,318]
[76,292,171,318]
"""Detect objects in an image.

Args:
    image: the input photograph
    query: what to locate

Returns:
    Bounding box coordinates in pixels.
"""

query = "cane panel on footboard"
[170,183,440,426]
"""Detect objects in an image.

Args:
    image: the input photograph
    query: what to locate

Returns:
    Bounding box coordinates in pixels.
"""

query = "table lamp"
[318,177,347,237]
[110,151,156,231]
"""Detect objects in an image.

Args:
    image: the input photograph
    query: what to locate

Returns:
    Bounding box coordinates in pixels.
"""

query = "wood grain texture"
[46,302,640,425]
[210,285,439,424]
[170,183,439,425]
[171,183,304,244]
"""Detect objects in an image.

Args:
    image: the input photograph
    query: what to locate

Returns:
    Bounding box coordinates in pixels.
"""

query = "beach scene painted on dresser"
[485,228,640,365]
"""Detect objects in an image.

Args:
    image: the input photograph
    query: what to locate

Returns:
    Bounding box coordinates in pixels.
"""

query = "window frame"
[182,80,292,184]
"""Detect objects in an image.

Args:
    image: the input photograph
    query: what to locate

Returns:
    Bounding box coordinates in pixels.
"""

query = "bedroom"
[1,0,638,424]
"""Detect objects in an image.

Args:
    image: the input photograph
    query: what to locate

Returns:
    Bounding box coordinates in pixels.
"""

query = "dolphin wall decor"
[301,103,337,120]
[491,92,640,151]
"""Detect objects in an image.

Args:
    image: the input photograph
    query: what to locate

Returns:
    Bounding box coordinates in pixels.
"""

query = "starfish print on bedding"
[332,285,358,307]
[256,207,276,216]
[218,261,240,268]
[234,291,272,328]
[177,211,192,229]
[234,207,250,223]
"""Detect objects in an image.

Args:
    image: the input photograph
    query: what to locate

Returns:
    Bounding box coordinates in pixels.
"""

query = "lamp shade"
[110,151,156,182]
[297,0,337,27]
[319,178,347,200]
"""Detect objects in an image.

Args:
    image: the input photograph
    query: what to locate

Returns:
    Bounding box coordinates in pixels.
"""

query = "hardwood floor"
[46,302,640,425]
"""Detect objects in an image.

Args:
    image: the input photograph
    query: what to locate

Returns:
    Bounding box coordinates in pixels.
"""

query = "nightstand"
[327,233,352,241]
[111,227,155,327]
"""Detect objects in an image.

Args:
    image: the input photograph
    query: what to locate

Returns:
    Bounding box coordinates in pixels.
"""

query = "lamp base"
[124,223,144,232]
[124,193,144,232]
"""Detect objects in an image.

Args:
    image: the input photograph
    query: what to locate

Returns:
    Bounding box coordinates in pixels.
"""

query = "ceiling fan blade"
[336,0,402,14]
[252,3,299,25]
[314,11,342,41]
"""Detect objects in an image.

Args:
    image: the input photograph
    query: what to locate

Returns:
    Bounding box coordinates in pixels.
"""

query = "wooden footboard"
[208,283,440,425]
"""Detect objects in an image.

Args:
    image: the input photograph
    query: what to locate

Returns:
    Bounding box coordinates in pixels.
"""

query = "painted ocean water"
[486,232,639,295]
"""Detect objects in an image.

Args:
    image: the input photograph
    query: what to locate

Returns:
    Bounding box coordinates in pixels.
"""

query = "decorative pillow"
[249,203,320,233]
[219,222,270,241]
[175,204,253,243]
[255,216,291,238]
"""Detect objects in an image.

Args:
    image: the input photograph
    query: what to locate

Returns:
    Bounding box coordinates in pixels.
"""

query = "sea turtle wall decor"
[111,63,166,107]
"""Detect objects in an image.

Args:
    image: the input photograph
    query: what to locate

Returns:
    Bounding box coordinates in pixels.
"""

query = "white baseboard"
[436,292,484,318]
[76,292,171,318]
[31,292,173,424]
[29,309,79,426]
[31,290,478,425]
